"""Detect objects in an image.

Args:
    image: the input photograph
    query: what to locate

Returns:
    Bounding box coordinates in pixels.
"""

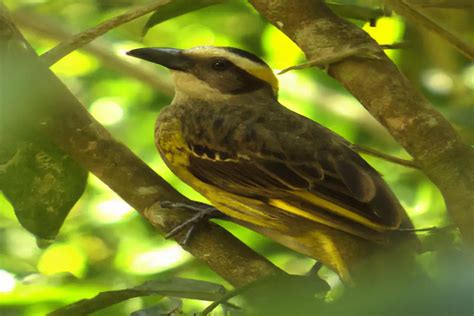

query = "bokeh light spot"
[37,244,87,277]
[51,51,98,77]
[89,98,124,125]
[461,64,474,89]
[422,69,454,95]
[128,245,191,275]
[93,198,134,223]
[80,236,112,262]
[0,270,16,293]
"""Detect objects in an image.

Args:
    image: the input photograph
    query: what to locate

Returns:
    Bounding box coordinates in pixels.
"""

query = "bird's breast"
[155,115,189,167]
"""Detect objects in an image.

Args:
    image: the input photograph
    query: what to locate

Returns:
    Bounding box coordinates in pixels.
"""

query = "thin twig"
[388,0,474,59]
[397,226,437,232]
[47,277,225,316]
[14,11,174,95]
[278,43,382,74]
[380,41,410,49]
[41,0,172,66]
[351,144,420,169]
[201,282,254,315]
[326,3,388,21]
[405,0,472,8]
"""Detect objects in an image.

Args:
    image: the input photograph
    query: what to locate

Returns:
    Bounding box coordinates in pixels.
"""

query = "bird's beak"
[126,47,191,71]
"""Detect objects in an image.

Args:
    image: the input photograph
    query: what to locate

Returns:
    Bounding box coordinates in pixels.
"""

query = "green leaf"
[0,136,87,244]
[143,0,225,36]
[0,10,88,246]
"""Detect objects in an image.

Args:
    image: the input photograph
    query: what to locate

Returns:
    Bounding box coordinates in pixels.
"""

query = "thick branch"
[250,0,474,246]
[0,3,280,287]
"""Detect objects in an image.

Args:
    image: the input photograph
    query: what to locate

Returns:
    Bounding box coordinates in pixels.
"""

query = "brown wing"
[179,104,403,238]
[185,141,402,238]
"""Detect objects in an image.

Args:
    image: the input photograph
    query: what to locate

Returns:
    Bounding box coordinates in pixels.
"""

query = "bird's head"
[127,46,278,101]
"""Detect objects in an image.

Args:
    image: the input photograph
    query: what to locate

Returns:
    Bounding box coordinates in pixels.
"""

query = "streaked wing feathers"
[332,158,376,202]
[186,139,402,237]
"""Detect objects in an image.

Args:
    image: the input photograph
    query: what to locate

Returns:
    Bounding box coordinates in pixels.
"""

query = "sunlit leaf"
[37,244,87,277]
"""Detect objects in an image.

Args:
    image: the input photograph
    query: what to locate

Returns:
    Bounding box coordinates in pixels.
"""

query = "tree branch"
[404,0,473,8]
[387,0,474,59]
[249,0,474,246]
[380,41,410,50]
[351,145,419,169]
[326,3,387,22]
[13,10,174,96]
[0,2,281,287]
[40,0,172,66]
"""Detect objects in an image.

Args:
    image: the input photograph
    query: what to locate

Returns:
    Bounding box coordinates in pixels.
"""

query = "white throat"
[171,71,232,102]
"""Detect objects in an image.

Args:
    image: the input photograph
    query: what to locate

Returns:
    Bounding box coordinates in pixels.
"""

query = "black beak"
[126,47,191,71]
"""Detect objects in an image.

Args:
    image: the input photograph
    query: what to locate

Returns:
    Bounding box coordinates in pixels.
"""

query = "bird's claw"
[160,201,223,245]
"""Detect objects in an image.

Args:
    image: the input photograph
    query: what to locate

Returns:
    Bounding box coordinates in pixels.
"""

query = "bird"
[127,46,415,282]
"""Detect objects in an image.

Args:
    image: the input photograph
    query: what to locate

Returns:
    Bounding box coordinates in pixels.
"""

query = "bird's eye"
[212,59,230,71]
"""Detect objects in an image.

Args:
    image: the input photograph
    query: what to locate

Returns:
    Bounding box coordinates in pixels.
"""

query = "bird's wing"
[183,109,402,238]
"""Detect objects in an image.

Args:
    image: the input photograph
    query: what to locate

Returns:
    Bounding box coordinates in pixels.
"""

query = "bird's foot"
[279,42,382,74]
[160,201,224,245]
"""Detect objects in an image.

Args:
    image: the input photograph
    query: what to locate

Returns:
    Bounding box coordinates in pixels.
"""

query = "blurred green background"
[0,0,472,315]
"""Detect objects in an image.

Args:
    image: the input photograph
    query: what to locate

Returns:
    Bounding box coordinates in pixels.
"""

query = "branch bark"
[0,2,280,287]
[249,0,474,247]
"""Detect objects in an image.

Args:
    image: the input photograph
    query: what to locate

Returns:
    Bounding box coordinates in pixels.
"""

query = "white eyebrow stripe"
[184,46,279,94]
[186,46,268,72]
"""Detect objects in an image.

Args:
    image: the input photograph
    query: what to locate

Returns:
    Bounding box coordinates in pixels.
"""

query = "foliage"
[0,0,472,315]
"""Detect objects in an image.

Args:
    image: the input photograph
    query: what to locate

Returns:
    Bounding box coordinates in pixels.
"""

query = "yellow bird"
[127,46,415,281]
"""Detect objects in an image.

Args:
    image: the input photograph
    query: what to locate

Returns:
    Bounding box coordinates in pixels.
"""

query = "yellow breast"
[155,117,189,167]
[155,115,283,228]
